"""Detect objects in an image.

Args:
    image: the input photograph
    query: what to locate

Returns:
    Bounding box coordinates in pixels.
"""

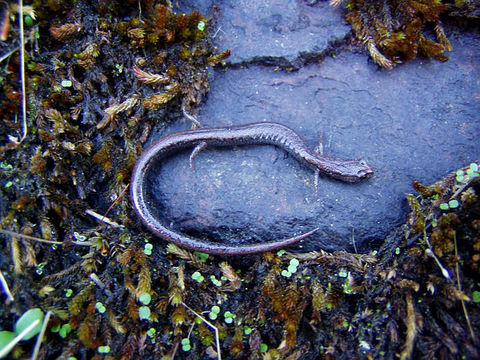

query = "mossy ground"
[0,1,479,359]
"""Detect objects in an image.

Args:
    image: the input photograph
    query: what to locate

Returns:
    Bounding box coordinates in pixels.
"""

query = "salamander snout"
[357,159,375,180]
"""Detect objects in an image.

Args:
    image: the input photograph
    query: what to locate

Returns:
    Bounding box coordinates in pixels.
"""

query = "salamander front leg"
[189,141,207,170]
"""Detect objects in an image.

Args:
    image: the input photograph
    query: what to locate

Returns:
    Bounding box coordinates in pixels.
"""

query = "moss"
[339,0,456,68]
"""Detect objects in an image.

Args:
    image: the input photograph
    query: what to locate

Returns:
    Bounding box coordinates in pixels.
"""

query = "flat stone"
[145,27,480,252]
[211,0,350,68]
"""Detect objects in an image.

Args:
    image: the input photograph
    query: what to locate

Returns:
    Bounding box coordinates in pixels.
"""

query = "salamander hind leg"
[314,130,323,155]
[189,141,207,170]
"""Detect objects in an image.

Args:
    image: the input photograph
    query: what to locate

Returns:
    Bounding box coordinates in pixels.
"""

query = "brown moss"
[341,0,452,68]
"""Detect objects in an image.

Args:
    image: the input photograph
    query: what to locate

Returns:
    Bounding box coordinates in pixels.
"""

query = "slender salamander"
[130,122,374,255]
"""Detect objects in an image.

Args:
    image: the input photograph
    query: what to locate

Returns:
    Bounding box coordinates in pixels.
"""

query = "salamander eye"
[359,160,367,167]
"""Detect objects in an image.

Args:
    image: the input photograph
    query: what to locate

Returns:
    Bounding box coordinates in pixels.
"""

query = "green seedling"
[191,271,204,283]
[224,311,236,324]
[456,163,479,182]
[51,323,72,339]
[98,345,110,354]
[181,338,191,351]
[208,305,220,320]
[440,199,459,211]
[282,258,300,277]
[194,251,209,262]
[95,302,106,314]
[144,243,153,255]
[210,275,222,286]
[338,269,348,278]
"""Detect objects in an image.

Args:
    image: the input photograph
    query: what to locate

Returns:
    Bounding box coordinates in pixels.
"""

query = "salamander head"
[322,158,375,183]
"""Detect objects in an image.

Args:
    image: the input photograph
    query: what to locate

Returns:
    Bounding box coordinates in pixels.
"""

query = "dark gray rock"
[212,0,350,68]
[145,27,480,252]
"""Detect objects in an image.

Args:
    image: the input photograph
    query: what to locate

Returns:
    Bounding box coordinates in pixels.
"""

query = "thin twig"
[0,47,19,64]
[0,228,63,244]
[31,311,51,360]
[423,228,450,280]
[17,0,27,145]
[89,273,113,297]
[103,184,129,218]
[211,26,224,39]
[0,228,93,246]
[182,302,222,360]
[85,209,123,228]
[0,270,14,301]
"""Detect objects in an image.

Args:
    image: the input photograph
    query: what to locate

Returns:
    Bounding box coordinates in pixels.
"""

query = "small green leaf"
[0,331,16,359]
[194,252,209,262]
[281,270,292,278]
[191,271,204,282]
[211,306,220,314]
[95,302,106,314]
[61,80,72,88]
[59,324,72,339]
[260,343,268,353]
[287,264,298,273]
[473,291,480,303]
[439,203,449,210]
[290,258,299,267]
[139,306,151,320]
[210,276,222,286]
[98,345,110,354]
[197,20,205,31]
[224,311,235,324]
[448,200,459,209]
[14,308,44,341]
[24,15,33,26]
[139,293,151,305]
[181,337,191,351]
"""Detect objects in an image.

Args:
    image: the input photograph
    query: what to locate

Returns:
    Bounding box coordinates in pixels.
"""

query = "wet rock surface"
[145,2,480,252]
